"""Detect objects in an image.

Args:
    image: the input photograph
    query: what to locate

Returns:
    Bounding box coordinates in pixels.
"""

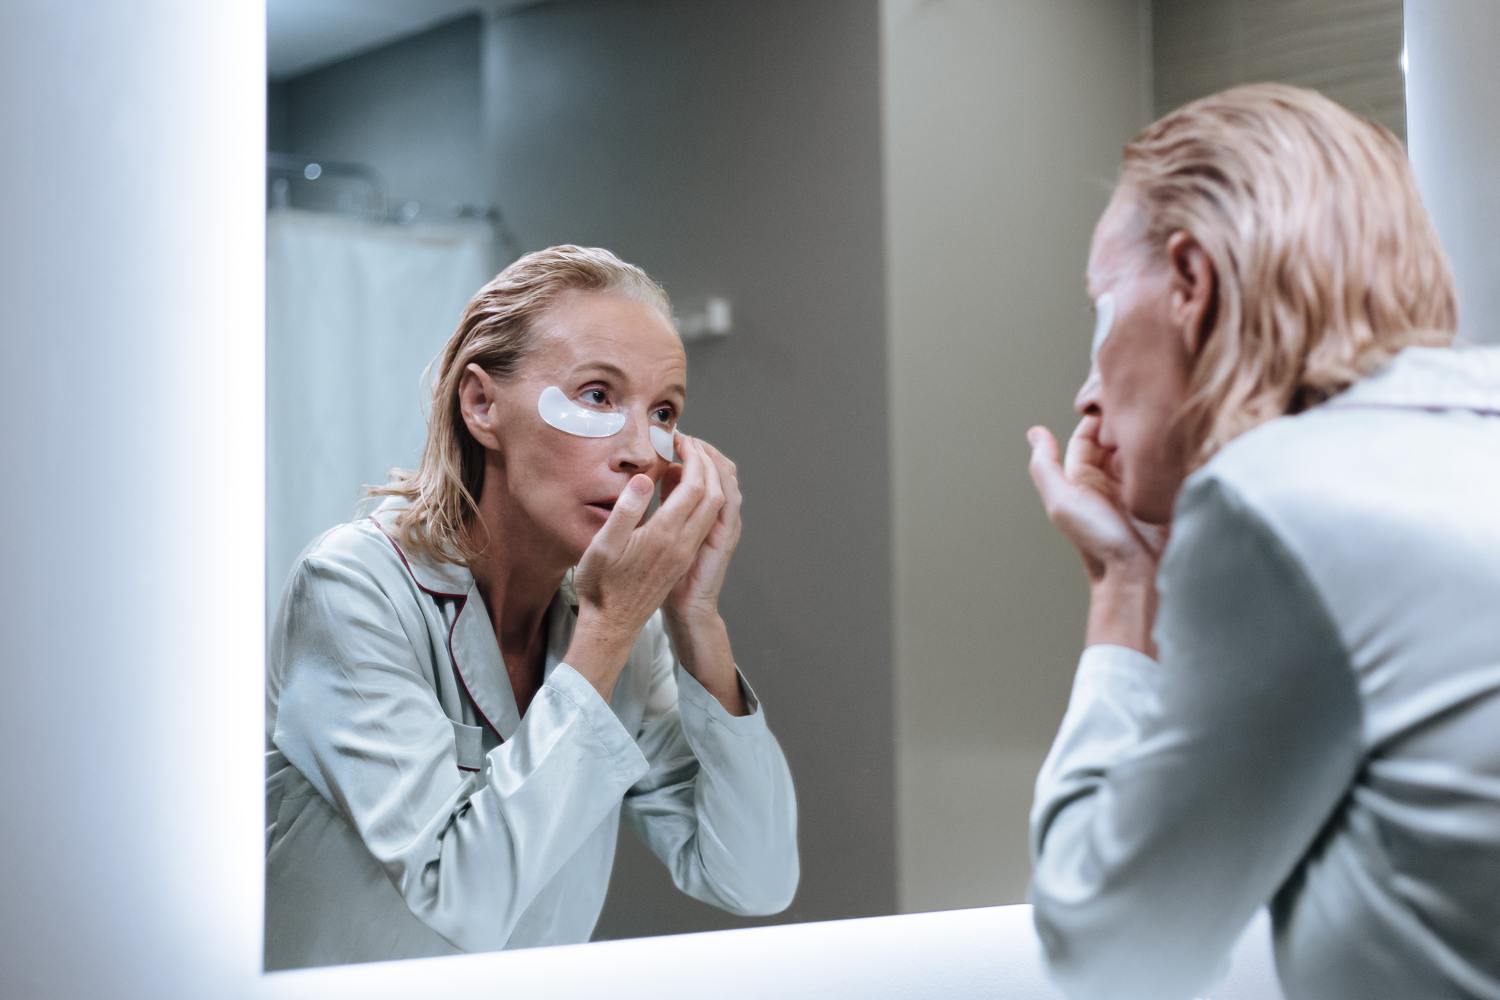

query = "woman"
[264,246,798,969]
[1025,84,1500,999]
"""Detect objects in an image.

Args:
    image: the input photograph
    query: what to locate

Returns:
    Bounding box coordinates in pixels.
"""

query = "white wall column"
[1405,0,1500,345]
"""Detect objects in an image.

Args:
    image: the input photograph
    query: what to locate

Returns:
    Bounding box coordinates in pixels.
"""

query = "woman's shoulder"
[288,502,480,622]
[273,511,439,622]
[1175,384,1486,609]
[294,515,404,581]
[1165,413,1368,602]
[1186,400,1394,536]
[1196,345,1499,519]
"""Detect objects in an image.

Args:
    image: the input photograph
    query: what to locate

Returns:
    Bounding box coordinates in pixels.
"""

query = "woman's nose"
[1074,365,1104,417]
[609,414,658,474]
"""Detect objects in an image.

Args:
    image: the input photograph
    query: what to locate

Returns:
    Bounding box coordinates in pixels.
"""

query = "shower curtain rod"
[267,152,384,187]
[268,151,390,217]
[267,152,524,257]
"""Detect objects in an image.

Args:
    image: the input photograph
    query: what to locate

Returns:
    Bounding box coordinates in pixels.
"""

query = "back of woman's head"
[369,244,672,564]
[1118,82,1458,467]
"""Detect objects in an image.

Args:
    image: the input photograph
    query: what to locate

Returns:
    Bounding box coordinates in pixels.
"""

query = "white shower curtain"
[266,208,496,614]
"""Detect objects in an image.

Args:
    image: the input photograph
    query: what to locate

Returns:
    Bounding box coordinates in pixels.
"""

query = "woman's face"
[1073,193,1202,525]
[478,289,687,563]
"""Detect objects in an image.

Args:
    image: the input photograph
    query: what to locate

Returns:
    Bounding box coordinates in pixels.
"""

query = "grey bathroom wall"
[276,15,488,213]
[268,80,291,152]
[1406,0,1500,346]
[1152,0,1405,138]
[476,0,897,939]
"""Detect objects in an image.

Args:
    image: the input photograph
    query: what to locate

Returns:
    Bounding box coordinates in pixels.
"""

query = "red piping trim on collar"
[368,517,506,745]
[366,516,466,600]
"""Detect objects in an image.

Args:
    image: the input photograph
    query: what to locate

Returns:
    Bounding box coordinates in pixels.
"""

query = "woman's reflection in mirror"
[265,246,798,970]
[1025,83,1500,1000]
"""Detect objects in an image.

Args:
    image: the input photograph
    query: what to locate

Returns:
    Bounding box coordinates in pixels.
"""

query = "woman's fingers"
[1028,424,1151,576]
[580,434,736,630]
[658,460,685,505]
[678,438,726,545]
[658,436,725,528]
[699,441,740,500]
[1064,414,1103,478]
[657,430,708,521]
[1029,424,1107,533]
[700,441,742,542]
[589,474,654,558]
[1026,426,1071,519]
[573,434,742,640]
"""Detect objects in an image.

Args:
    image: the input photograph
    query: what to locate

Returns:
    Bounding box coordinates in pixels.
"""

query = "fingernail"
[629,476,651,498]
[1026,429,1040,447]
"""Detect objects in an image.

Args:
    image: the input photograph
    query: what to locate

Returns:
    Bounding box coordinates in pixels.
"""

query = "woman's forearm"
[663,612,749,716]
[563,610,639,702]
[1086,563,1158,656]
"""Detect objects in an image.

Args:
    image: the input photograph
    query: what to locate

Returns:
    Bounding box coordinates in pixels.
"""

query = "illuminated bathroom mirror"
[263,0,1405,971]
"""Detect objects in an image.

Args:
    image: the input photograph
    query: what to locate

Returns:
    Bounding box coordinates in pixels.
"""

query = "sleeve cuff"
[675,663,770,741]
[548,661,651,782]
[1076,643,1162,705]
[1032,643,1165,852]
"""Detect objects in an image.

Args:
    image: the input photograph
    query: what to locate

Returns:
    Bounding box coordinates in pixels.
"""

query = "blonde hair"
[1116,82,1458,468]
[368,244,672,565]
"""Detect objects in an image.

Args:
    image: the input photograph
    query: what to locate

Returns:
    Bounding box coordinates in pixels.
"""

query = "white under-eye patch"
[1090,292,1116,363]
[649,425,676,463]
[537,385,677,462]
[538,385,626,437]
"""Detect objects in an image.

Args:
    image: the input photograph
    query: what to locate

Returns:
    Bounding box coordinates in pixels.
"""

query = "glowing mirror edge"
[0,2,1028,997]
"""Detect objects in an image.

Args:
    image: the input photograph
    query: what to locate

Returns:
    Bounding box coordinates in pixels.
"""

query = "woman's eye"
[652,407,676,424]
[582,388,609,406]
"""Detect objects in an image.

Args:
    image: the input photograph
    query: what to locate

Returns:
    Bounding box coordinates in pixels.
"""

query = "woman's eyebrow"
[571,361,684,401]
[571,361,628,383]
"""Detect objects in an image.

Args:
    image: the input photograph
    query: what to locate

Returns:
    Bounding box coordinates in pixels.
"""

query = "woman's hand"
[565,440,725,700]
[661,435,742,626]
[659,434,749,715]
[1026,415,1165,579]
[1026,415,1167,654]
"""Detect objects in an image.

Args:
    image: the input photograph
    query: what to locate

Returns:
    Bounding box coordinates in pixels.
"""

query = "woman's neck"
[465,480,570,654]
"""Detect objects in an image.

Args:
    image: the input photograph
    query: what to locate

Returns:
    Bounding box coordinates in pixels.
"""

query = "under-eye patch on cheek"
[650,425,676,463]
[537,385,626,437]
[537,385,679,462]
[1091,291,1116,363]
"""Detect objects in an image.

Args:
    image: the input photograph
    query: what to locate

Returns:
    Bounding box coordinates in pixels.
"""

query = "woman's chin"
[566,525,600,563]
[1125,476,1181,527]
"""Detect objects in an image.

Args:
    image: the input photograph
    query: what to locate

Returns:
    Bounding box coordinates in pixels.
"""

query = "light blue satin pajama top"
[1031,346,1500,1000]
[264,499,799,970]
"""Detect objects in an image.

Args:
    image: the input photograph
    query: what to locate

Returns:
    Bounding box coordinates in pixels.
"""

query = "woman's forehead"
[1088,214,1140,297]
[1091,189,1154,283]
[529,320,687,395]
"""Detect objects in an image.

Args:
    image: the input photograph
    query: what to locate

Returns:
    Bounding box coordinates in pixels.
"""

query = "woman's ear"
[1165,230,1217,358]
[458,363,503,451]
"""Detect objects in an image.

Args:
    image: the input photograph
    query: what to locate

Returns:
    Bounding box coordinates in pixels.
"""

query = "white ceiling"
[267,0,543,79]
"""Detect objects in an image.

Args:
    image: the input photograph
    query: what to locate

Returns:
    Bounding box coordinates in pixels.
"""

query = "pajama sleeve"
[620,614,800,915]
[1029,474,1364,1000]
